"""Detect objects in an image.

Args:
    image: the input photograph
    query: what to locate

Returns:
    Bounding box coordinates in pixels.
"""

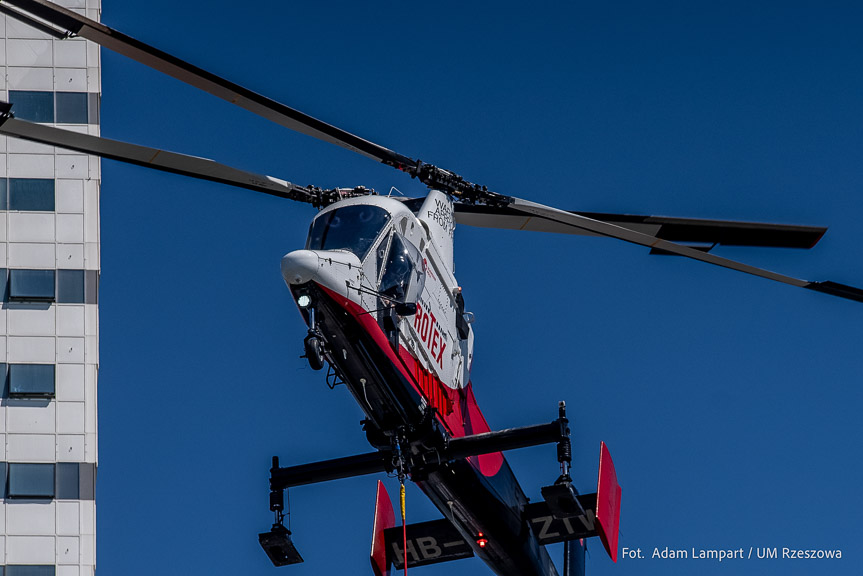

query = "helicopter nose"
[281,250,319,285]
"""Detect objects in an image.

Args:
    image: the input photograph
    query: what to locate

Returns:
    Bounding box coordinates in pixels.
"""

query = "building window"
[0,269,97,303]
[55,463,81,500]
[57,270,84,303]
[55,92,88,124]
[9,179,55,211]
[8,91,54,123]
[0,179,56,212]
[2,463,94,500]
[8,270,55,302]
[5,566,56,576]
[9,90,93,124]
[7,364,55,399]
[6,463,55,499]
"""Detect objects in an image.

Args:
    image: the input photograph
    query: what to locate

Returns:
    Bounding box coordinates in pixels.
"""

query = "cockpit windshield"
[305,204,391,261]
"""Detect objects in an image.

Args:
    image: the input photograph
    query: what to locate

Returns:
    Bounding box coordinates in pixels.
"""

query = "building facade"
[0,1,101,575]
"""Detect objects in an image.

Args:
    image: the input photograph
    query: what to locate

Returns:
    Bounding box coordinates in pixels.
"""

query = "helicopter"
[1,1,858,576]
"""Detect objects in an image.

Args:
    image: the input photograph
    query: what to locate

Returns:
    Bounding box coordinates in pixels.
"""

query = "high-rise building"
[0,1,101,575]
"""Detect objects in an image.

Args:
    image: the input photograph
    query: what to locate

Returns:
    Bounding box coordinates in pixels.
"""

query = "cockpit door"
[378,233,424,315]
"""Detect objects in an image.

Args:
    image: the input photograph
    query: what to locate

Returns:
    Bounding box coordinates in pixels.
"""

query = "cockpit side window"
[306,205,391,261]
[379,234,424,304]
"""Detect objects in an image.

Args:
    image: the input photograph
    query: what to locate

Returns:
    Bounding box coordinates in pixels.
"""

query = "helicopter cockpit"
[304,203,424,310]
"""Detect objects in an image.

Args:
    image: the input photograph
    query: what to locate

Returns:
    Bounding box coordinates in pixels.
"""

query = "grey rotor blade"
[454,203,826,249]
[0,113,317,203]
[0,0,416,169]
[506,198,863,303]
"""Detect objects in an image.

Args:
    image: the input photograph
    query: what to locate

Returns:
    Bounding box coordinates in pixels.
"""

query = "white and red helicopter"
[1,2,862,576]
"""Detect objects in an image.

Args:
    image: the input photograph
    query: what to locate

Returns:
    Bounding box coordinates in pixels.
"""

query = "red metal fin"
[596,441,622,562]
[370,480,395,576]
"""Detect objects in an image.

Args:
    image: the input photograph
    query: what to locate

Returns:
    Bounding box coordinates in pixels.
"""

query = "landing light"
[297,295,312,308]
[476,532,488,548]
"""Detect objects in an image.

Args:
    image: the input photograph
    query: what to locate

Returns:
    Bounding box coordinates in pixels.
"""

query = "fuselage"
[281,191,557,576]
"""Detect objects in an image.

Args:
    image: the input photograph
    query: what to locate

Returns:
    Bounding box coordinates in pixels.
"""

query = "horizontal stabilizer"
[383,519,474,570]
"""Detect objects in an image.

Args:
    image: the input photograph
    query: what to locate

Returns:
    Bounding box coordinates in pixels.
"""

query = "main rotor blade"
[0,0,511,206]
[505,198,863,303]
[0,0,416,168]
[454,204,826,249]
[0,112,320,203]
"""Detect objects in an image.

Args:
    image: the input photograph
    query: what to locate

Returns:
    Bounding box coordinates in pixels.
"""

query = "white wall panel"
[54,39,87,67]
[8,242,55,267]
[57,179,85,213]
[5,16,52,40]
[0,152,7,176]
[80,501,94,535]
[84,241,98,269]
[84,365,96,436]
[57,535,80,564]
[87,155,100,180]
[57,363,86,401]
[87,67,100,92]
[56,68,88,92]
[8,213,55,243]
[8,307,56,336]
[58,434,85,462]
[57,401,85,434]
[0,336,8,362]
[7,535,55,563]
[56,155,89,179]
[58,336,85,363]
[56,0,87,9]
[8,153,54,178]
[84,335,97,364]
[57,214,85,243]
[86,37,99,66]
[58,305,85,336]
[7,66,54,90]
[7,502,56,535]
[80,533,95,565]
[0,39,6,66]
[58,566,80,576]
[7,433,55,461]
[0,434,6,461]
[7,402,56,434]
[8,39,53,67]
[8,336,55,362]
[84,431,96,463]
[84,305,97,337]
[57,243,85,268]
[83,180,98,239]
[7,137,54,155]
[0,219,7,242]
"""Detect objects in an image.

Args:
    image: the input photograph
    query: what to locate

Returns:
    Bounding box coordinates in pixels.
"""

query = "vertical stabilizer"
[417,190,455,271]
[596,442,622,562]
[370,481,394,576]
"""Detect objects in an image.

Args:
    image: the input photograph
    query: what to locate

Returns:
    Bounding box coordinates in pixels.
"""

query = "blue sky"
[90,1,863,575]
